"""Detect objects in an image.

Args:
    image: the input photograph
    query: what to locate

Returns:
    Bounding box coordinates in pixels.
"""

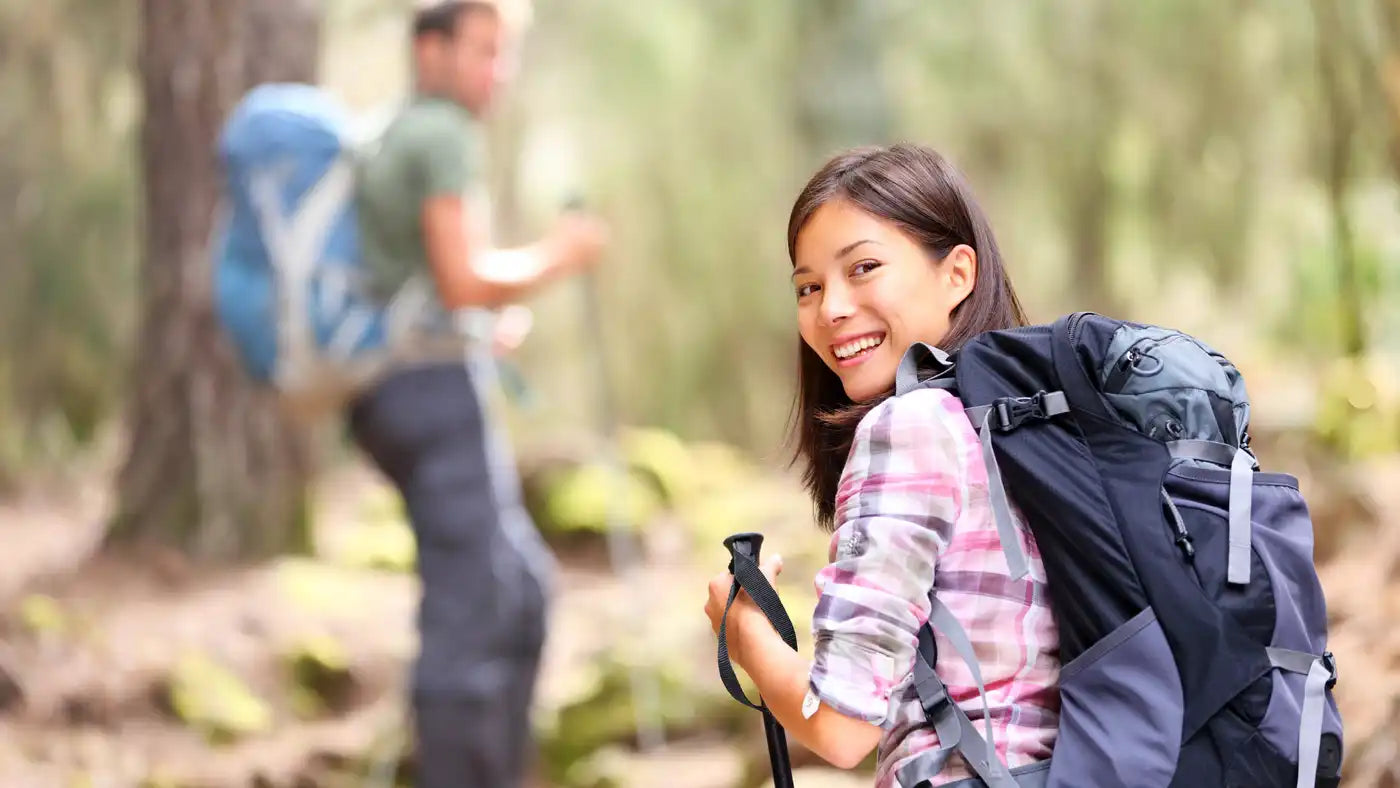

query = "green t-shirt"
[355,95,483,302]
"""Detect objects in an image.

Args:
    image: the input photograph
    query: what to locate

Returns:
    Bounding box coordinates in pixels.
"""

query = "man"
[348,2,607,785]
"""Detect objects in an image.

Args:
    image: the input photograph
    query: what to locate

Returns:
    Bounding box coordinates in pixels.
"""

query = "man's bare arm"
[421,195,604,309]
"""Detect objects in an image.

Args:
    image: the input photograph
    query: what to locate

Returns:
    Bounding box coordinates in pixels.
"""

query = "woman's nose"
[819,284,856,326]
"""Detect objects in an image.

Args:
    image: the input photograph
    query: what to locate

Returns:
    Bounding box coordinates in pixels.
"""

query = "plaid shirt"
[804,388,1061,787]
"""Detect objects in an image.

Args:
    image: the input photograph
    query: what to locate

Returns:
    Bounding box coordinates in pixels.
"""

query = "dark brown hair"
[413,1,496,39]
[786,144,1028,530]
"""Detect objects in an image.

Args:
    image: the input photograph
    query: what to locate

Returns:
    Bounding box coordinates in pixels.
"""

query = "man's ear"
[944,243,977,308]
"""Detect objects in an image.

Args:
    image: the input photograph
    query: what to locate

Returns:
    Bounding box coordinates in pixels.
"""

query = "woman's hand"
[704,554,783,664]
[702,550,883,770]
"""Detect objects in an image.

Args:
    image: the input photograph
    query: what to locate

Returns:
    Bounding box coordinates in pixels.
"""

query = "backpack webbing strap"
[1267,647,1338,788]
[1169,440,1258,584]
[902,595,1017,788]
[971,407,1031,581]
[716,546,799,711]
[966,392,1066,582]
[963,392,1069,431]
[248,158,356,379]
[896,342,956,396]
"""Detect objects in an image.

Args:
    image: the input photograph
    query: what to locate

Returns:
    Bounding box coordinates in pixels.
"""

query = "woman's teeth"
[834,335,884,360]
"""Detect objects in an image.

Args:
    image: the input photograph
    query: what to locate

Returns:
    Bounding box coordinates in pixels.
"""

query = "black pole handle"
[723,531,764,570]
[719,532,795,788]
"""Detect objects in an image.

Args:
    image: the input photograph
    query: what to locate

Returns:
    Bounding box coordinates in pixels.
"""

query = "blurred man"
[348,2,608,785]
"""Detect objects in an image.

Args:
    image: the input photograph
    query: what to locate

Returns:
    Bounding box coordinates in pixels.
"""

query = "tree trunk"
[107,0,323,560]
[1053,2,1121,318]
[1379,0,1400,189]
[794,0,894,156]
[1312,0,1366,358]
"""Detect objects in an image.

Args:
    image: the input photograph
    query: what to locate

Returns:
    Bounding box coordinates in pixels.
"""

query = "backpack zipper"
[1105,341,1152,392]
[1066,312,1090,345]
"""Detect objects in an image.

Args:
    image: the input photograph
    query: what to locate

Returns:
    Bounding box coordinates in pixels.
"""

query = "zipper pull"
[1176,530,1196,562]
[1162,490,1195,563]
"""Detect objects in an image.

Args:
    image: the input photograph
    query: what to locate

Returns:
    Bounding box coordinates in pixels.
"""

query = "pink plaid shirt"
[804,387,1061,787]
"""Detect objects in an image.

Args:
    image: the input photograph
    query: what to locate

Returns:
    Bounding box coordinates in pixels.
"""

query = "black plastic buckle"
[1322,651,1337,690]
[914,674,953,719]
[993,392,1050,432]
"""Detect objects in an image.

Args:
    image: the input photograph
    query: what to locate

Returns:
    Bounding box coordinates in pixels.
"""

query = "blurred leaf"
[18,594,66,636]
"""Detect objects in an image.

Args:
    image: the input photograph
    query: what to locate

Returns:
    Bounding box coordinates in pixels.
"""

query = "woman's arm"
[704,389,969,771]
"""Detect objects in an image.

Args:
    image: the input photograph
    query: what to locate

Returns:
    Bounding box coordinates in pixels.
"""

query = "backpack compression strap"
[1267,647,1338,788]
[1168,439,1258,584]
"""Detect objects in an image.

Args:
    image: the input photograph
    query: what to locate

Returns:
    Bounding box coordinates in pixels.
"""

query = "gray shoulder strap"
[896,342,956,396]
[902,595,1017,788]
[970,406,1031,581]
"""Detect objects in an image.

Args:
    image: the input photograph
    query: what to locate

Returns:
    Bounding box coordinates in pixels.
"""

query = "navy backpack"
[889,312,1344,788]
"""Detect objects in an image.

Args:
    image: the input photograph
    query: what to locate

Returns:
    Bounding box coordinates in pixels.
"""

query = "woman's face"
[792,199,975,402]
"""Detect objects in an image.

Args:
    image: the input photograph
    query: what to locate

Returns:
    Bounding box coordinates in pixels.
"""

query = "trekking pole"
[566,196,668,752]
[719,532,796,788]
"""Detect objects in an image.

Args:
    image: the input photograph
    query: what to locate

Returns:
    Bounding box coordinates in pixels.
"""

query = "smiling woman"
[705,143,1057,788]
[786,144,1028,526]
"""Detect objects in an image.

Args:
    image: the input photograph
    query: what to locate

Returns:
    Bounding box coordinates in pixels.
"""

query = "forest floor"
[0,454,864,788]
[0,435,1396,788]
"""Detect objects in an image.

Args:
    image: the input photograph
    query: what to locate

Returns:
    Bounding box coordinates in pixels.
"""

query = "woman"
[704,144,1060,787]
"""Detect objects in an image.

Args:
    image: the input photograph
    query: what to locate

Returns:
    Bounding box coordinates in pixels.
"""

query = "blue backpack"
[891,313,1343,788]
[213,83,465,418]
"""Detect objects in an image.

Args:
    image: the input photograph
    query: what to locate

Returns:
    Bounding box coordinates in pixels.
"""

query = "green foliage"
[1313,358,1400,459]
[0,0,138,468]
[1278,239,1397,356]
[2,0,1396,474]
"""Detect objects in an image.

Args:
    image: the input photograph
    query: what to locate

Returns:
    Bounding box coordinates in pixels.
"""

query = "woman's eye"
[852,260,882,276]
[795,283,819,298]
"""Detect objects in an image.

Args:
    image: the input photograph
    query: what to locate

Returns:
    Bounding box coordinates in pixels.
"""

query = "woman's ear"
[944,243,977,308]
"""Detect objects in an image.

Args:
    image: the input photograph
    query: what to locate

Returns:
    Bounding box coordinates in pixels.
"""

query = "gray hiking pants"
[348,361,555,788]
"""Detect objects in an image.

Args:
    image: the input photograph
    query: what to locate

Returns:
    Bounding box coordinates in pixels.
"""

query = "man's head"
[412,1,525,116]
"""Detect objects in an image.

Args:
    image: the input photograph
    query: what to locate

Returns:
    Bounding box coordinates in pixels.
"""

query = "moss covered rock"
[283,634,357,718]
[163,652,272,745]
[619,427,695,504]
[537,649,749,788]
[338,521,415,574]
[535,462,664,538]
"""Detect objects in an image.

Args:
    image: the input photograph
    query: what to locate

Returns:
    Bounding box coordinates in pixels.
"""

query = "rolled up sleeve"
[806,389,968,726]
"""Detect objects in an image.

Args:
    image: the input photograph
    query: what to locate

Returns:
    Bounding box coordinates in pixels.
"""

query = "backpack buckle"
[994,392,1050,432]
[913,671,953,719]
[1322,651,1338,690]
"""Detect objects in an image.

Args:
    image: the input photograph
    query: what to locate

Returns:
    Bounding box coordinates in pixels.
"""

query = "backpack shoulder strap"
[896,342,957,396]
[901,595,1020,788]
